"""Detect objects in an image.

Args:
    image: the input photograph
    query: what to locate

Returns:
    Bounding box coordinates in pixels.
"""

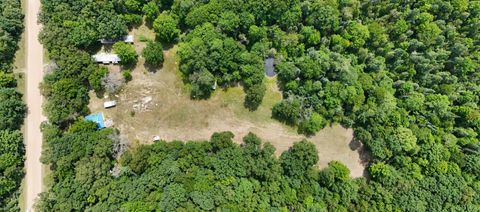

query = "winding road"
[25,0,45,211]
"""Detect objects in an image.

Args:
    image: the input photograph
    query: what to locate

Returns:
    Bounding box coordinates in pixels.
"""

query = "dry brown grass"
[89,27,367,177]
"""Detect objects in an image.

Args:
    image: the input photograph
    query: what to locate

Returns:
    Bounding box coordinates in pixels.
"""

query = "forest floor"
[89,25,368,177]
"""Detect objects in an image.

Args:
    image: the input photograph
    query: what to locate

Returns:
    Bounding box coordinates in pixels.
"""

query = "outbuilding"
[104,100,117,108]
[100,35,134,44]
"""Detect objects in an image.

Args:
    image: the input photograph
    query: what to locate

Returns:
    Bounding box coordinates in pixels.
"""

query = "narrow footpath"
[25,0,45,211]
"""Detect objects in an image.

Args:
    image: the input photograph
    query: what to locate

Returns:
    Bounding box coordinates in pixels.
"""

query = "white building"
[93,53,121,64]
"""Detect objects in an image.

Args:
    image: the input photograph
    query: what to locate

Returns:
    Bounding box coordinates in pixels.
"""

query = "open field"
[89,29,367,177]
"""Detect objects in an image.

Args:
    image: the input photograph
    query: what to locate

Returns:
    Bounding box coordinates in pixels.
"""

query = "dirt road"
[25,0,45,211]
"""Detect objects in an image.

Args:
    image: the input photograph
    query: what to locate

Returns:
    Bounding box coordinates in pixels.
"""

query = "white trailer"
[104,100,117,108]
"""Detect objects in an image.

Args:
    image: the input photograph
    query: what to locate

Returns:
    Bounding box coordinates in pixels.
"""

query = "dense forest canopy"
[0,0,25,210]
[38,0,480,211]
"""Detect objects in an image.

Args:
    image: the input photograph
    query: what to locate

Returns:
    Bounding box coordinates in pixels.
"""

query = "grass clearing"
[89,27,367,177]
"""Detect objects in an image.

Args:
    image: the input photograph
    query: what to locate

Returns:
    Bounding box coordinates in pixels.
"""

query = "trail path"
[25,0,45,211]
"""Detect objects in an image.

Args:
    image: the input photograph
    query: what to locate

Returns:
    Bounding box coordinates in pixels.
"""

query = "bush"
[88,67,108,92]
[123,70,132,81]
[299,112,326,135]
[142,41,164,67]
[244,83,266,111]
[113,42,138,65]
[272,98,302,125]
[0,72,16,88]
[189,70,214,99]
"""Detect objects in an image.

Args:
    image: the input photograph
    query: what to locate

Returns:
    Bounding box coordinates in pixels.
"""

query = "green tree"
[113,42,138,65]
[0,88,26,130]
[280,140,318,178]
[0,72,16,88]
[88,67,108,92]
[244,83,266,111]
[272,98,302,125]
[153,12,180,43]
[218,11,240,36]
[142,41,164,67]
[299,112,326,135]
[43,78,89,124]
[189,69,215,99]
[142,1,160,22]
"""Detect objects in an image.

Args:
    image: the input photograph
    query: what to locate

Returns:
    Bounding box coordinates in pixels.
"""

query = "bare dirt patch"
[89,39,367,177]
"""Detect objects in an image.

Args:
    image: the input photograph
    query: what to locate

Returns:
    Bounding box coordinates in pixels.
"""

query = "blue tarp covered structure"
[85,112,106,129]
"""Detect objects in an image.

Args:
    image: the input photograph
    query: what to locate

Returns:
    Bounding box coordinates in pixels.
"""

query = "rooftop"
[93,53,121,64]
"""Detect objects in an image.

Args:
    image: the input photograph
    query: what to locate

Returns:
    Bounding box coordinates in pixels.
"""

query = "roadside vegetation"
[0,0,25,210]
[37,0,480,211]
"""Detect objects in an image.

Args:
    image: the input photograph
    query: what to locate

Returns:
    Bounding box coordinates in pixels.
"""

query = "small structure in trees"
[93,53,121,64]
[100,35,134,44]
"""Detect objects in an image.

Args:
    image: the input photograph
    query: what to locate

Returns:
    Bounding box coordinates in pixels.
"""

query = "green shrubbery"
[0,0,24,210]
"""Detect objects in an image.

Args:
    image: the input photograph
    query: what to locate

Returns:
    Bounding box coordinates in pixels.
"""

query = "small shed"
[93,53,121,64]
[99,35,134,44]
[123,35,134,43]
[85,112,106,129]
[265,57,276,77]
[104,100,117,108]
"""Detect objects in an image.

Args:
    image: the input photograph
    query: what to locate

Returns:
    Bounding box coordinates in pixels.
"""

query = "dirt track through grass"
[89,43,367,177]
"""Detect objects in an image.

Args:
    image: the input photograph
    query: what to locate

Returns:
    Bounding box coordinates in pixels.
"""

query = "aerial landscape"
[0,0,479,211]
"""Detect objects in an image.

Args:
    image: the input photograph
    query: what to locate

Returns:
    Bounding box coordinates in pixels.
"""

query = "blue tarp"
[85,112,106,129]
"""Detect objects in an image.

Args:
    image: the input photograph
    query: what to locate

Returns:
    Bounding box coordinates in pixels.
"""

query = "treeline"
[0,0,26,210]
[37,0,480,211]
[39,127,367,211]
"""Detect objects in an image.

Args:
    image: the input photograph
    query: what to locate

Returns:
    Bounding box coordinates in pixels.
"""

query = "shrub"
[244,83,266,111]
[299,112,326,135]
[113,42,138,65]
[123,70,132,81]
[142,41,164,67]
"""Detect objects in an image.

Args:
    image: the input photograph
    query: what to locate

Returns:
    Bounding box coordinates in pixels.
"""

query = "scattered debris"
[142,96,152,104]
[133,96,154,112]
[102,72,125,94]
[104,118,114,128]
[153,135,161,141]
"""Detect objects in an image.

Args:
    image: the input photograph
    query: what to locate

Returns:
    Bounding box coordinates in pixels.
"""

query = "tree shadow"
[128,18,144,30]
[143,62,162,73]
[162,43,175,51]
[94,89,105,99]
[348,137,372,179]
[145,20,154,29]
[121,62,137,71]
[84,43,103,55]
